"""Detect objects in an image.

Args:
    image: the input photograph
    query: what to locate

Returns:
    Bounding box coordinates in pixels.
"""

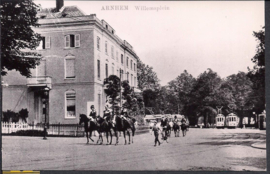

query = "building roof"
[38,6,85,19]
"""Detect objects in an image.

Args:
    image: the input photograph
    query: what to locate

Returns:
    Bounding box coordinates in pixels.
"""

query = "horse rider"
[88,105,97,123]
[181,117,186,124]
[103,105,111,122]
[160,116,168,132]
[121,108,132,120]
[152,120,161,146]
[173,115,179,124]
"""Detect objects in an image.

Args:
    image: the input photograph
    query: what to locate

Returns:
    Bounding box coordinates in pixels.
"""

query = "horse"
[79,114,99,144]
[114,115,136,145]
[96,116,114,145]
[173,122,180,137]
[181,122,187,137]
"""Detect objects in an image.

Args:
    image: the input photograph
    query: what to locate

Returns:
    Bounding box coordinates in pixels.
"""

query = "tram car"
[258,111,266,130]
[225,113,240,128]
[215,114,225,128]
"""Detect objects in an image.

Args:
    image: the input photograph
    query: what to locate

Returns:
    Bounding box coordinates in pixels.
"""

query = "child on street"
[152,121,161,146]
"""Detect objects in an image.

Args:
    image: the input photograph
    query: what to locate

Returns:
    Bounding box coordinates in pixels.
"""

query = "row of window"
[37,35,137,73]
[38,34,81,50]
[97,60,137,86]
[97,36,136,72]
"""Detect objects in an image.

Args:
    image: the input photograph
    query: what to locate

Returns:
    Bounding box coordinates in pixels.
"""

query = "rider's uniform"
[173,118,179,124]
[88,110,97,122]
[103,110,111,122]
[160,118,167,132]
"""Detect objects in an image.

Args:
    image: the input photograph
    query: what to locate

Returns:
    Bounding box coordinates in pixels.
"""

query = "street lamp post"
[43,87,50,140]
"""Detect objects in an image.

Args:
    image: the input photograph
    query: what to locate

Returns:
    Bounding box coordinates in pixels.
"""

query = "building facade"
[2,2,139,124]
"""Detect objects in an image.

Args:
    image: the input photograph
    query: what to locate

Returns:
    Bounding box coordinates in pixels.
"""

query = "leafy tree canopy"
[1,0,42,77]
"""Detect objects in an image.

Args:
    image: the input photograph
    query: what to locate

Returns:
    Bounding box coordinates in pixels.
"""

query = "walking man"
[152,121,161,146]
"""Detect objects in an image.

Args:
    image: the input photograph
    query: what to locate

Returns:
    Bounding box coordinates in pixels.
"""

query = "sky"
[36,1,265,86]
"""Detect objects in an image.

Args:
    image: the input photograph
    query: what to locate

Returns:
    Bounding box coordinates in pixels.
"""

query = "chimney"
[56,0,64,12]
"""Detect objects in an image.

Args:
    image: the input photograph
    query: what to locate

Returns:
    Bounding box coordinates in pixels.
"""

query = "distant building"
[2,0,139,124]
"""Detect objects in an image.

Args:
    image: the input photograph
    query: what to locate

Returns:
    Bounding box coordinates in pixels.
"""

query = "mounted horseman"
[79,105,99,143]
[95,105,114,145]
[113,108,136,145]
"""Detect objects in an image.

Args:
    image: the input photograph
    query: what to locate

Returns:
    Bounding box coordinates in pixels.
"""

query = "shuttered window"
[45,36,50,48]
[75,34,80,47]
[65,35,70,48]
[65,59,75,78]
[65,34,79,48]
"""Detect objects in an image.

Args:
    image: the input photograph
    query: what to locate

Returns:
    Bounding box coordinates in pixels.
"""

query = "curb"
[251,142,266,150]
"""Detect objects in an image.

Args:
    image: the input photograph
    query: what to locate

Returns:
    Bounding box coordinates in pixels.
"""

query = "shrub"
[11,130,47,136]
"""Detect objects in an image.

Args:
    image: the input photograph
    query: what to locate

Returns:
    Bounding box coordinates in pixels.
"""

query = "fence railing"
[2,122,85,137]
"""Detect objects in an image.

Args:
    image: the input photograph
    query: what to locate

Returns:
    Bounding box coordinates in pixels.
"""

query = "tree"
[103,75,121,116]
[225,72,253,127]
[1,0,42,77]
[137,58,160,91]
[190,69,222,126]
[247,26,265,114]
[167,70,196,114]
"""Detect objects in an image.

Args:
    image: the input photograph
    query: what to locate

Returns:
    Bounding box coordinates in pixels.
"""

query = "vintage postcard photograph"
[1,0,266,171]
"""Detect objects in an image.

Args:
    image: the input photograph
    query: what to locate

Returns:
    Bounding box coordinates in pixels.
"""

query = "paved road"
[2,128,266,171]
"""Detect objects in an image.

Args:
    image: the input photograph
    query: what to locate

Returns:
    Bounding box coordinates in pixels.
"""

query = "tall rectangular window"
[105,41,108,54]
[126,57,129,67]
[134,63,136,71]
[66,92,76,118]
[116,51,119,62]
[134,76,136,86]
[97,60,100,79]
[121,54,123,64]
[97,37,100,50]
[111,46,114,59]
[127,72,129,82]
[65,59,75,78]
[105,63,108,78]
[131,74,133,86]
[131,60,133,70]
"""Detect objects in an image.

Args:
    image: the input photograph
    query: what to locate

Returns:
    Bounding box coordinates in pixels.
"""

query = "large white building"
[2,0,139,124]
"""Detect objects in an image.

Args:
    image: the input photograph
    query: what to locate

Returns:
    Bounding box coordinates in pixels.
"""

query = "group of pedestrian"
[151,116,188,147]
